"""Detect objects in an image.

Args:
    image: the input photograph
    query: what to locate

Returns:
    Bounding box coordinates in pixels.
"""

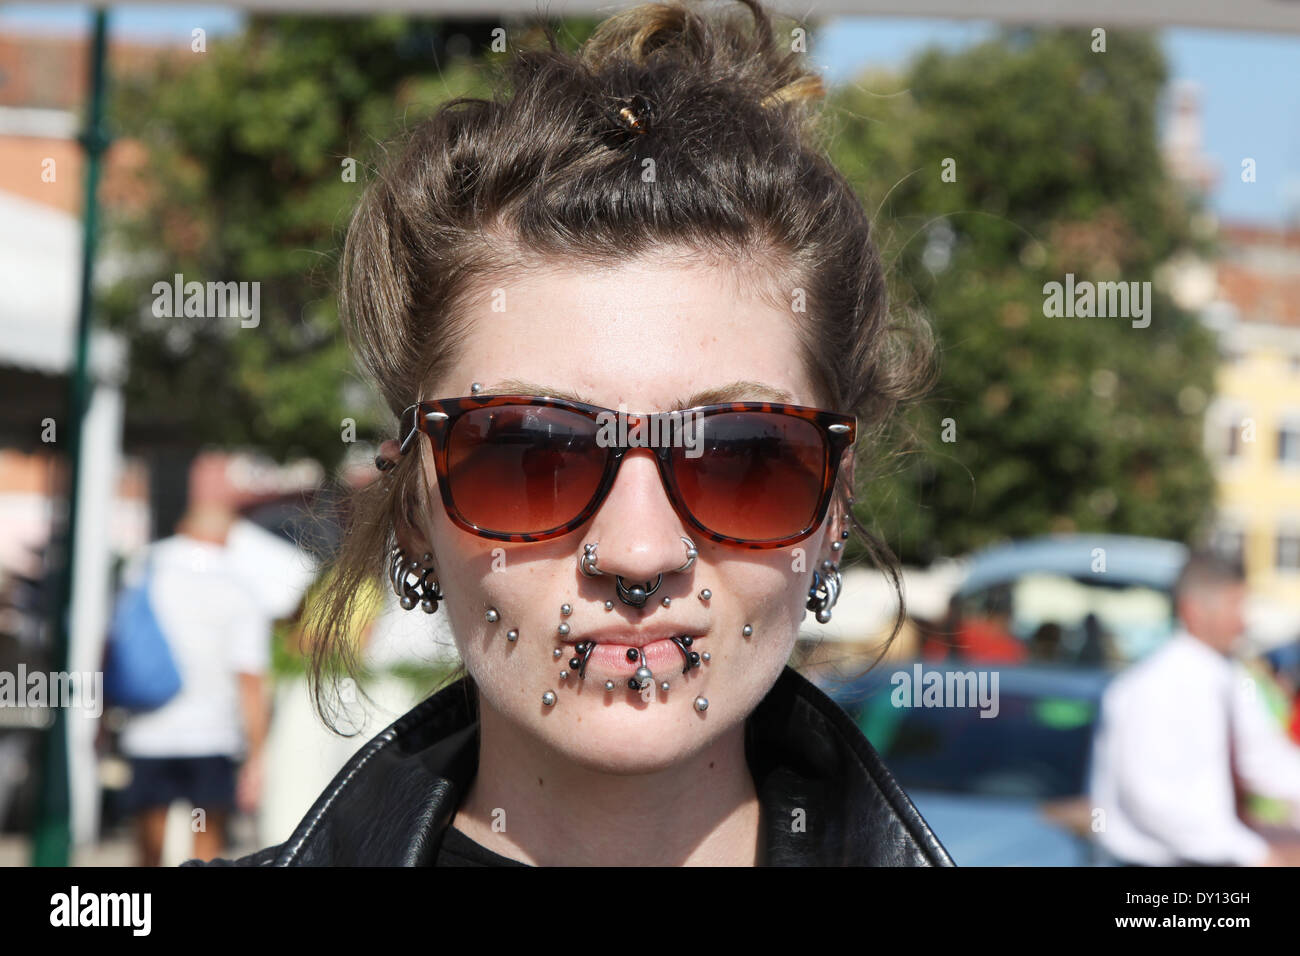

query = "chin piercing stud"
[553,648,563,658]
[485,608,499,623]
[559,670,569,680]
[542,691,556,706]
[561,603,572,616]
[557,622,570,637]
[506,629,519,642]
[698,589,711,602]
[742,624,753,637]
[694,696,709,712]
[702,651,711,662]
[605,680,615,691]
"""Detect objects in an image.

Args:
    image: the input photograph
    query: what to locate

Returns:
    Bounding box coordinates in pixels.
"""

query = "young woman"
[196,0,950,867]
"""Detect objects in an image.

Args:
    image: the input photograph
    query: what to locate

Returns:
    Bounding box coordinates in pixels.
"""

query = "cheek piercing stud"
[626,648,638,662]
[702,651,711,662]
[694,696,709,712]
[553,647,562,658]
[605,679,615,691]
[507,629,519,642]
[742,624,753,638]
[557,622,570,637]
[561,603,572,616]
[542,691,556,707]
[698,589,711,602]
[485,608,499,623]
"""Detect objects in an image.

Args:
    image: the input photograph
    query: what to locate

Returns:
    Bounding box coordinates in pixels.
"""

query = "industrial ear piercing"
[389,546,442,613]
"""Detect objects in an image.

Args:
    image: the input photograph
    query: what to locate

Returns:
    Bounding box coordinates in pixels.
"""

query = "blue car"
[820,661,1114,865]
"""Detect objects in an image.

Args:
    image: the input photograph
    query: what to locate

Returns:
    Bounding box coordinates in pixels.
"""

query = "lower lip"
[566,637,698,678]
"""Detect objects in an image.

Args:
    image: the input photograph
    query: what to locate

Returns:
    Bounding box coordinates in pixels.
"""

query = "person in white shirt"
[116,497,271,866]
[1090,551,1300,866]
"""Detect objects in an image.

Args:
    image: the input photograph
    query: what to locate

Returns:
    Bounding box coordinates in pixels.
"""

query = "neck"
[454,697,763,866]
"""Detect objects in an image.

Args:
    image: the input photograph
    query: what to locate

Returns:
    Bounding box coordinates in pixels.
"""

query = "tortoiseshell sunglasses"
[398,394,856,549]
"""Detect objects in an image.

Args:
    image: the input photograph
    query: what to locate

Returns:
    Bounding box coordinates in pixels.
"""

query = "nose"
[583,447,693,586]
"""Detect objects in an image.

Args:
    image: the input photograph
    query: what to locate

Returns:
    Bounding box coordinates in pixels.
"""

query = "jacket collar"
[266,665,953,866]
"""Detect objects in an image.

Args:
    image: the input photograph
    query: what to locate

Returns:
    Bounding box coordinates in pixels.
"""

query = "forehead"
[446,253,819,410]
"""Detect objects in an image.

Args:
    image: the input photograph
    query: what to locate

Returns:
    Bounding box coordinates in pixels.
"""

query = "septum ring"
[581,537,697,609]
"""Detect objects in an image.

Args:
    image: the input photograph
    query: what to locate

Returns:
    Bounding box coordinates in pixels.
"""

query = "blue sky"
[3,5,1297,225]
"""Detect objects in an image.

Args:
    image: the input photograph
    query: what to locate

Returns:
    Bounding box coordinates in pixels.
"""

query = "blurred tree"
[826,28,1220,563]
[101,15,600,469]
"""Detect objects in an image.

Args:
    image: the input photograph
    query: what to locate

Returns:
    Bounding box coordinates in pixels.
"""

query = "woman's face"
[409,250,849,773]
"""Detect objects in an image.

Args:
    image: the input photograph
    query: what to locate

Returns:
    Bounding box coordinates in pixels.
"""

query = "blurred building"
[1201,225,1300,611]
[1160,80,1300,615]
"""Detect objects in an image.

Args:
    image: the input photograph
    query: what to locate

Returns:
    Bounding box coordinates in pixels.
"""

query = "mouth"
[559,629,707,678]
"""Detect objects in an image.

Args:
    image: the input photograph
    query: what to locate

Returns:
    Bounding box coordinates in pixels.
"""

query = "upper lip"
[564,625,708,648]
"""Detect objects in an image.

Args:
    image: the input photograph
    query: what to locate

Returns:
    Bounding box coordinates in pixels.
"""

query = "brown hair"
[306,0,937,730]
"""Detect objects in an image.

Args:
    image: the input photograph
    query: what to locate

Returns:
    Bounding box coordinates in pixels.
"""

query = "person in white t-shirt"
[116,499,271,866]
[1090,551,1300,866]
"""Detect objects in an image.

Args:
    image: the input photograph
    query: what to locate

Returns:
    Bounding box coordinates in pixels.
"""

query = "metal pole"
[31,6,110,868]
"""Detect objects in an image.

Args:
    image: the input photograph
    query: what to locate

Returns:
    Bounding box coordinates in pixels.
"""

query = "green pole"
[31,6,110,868]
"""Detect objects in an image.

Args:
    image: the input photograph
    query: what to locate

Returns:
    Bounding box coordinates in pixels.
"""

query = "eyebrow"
[483,379,795,410]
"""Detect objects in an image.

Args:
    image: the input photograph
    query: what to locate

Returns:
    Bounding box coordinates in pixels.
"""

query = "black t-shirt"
[435,826,530,867]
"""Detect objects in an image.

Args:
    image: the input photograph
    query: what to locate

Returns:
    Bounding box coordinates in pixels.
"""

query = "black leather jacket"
[192,665,954,866]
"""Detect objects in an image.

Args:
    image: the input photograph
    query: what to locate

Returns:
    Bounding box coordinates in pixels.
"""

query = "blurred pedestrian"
[1090,550,1300,865]
[116,454,271,865]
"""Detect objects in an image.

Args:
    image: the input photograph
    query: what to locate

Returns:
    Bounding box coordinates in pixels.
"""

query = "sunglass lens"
[446,405,607,535]
[671,412,828,543]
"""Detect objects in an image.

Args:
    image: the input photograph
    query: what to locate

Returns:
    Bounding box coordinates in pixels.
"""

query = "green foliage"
[101,16,600,466]
[828,28,1219,563]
